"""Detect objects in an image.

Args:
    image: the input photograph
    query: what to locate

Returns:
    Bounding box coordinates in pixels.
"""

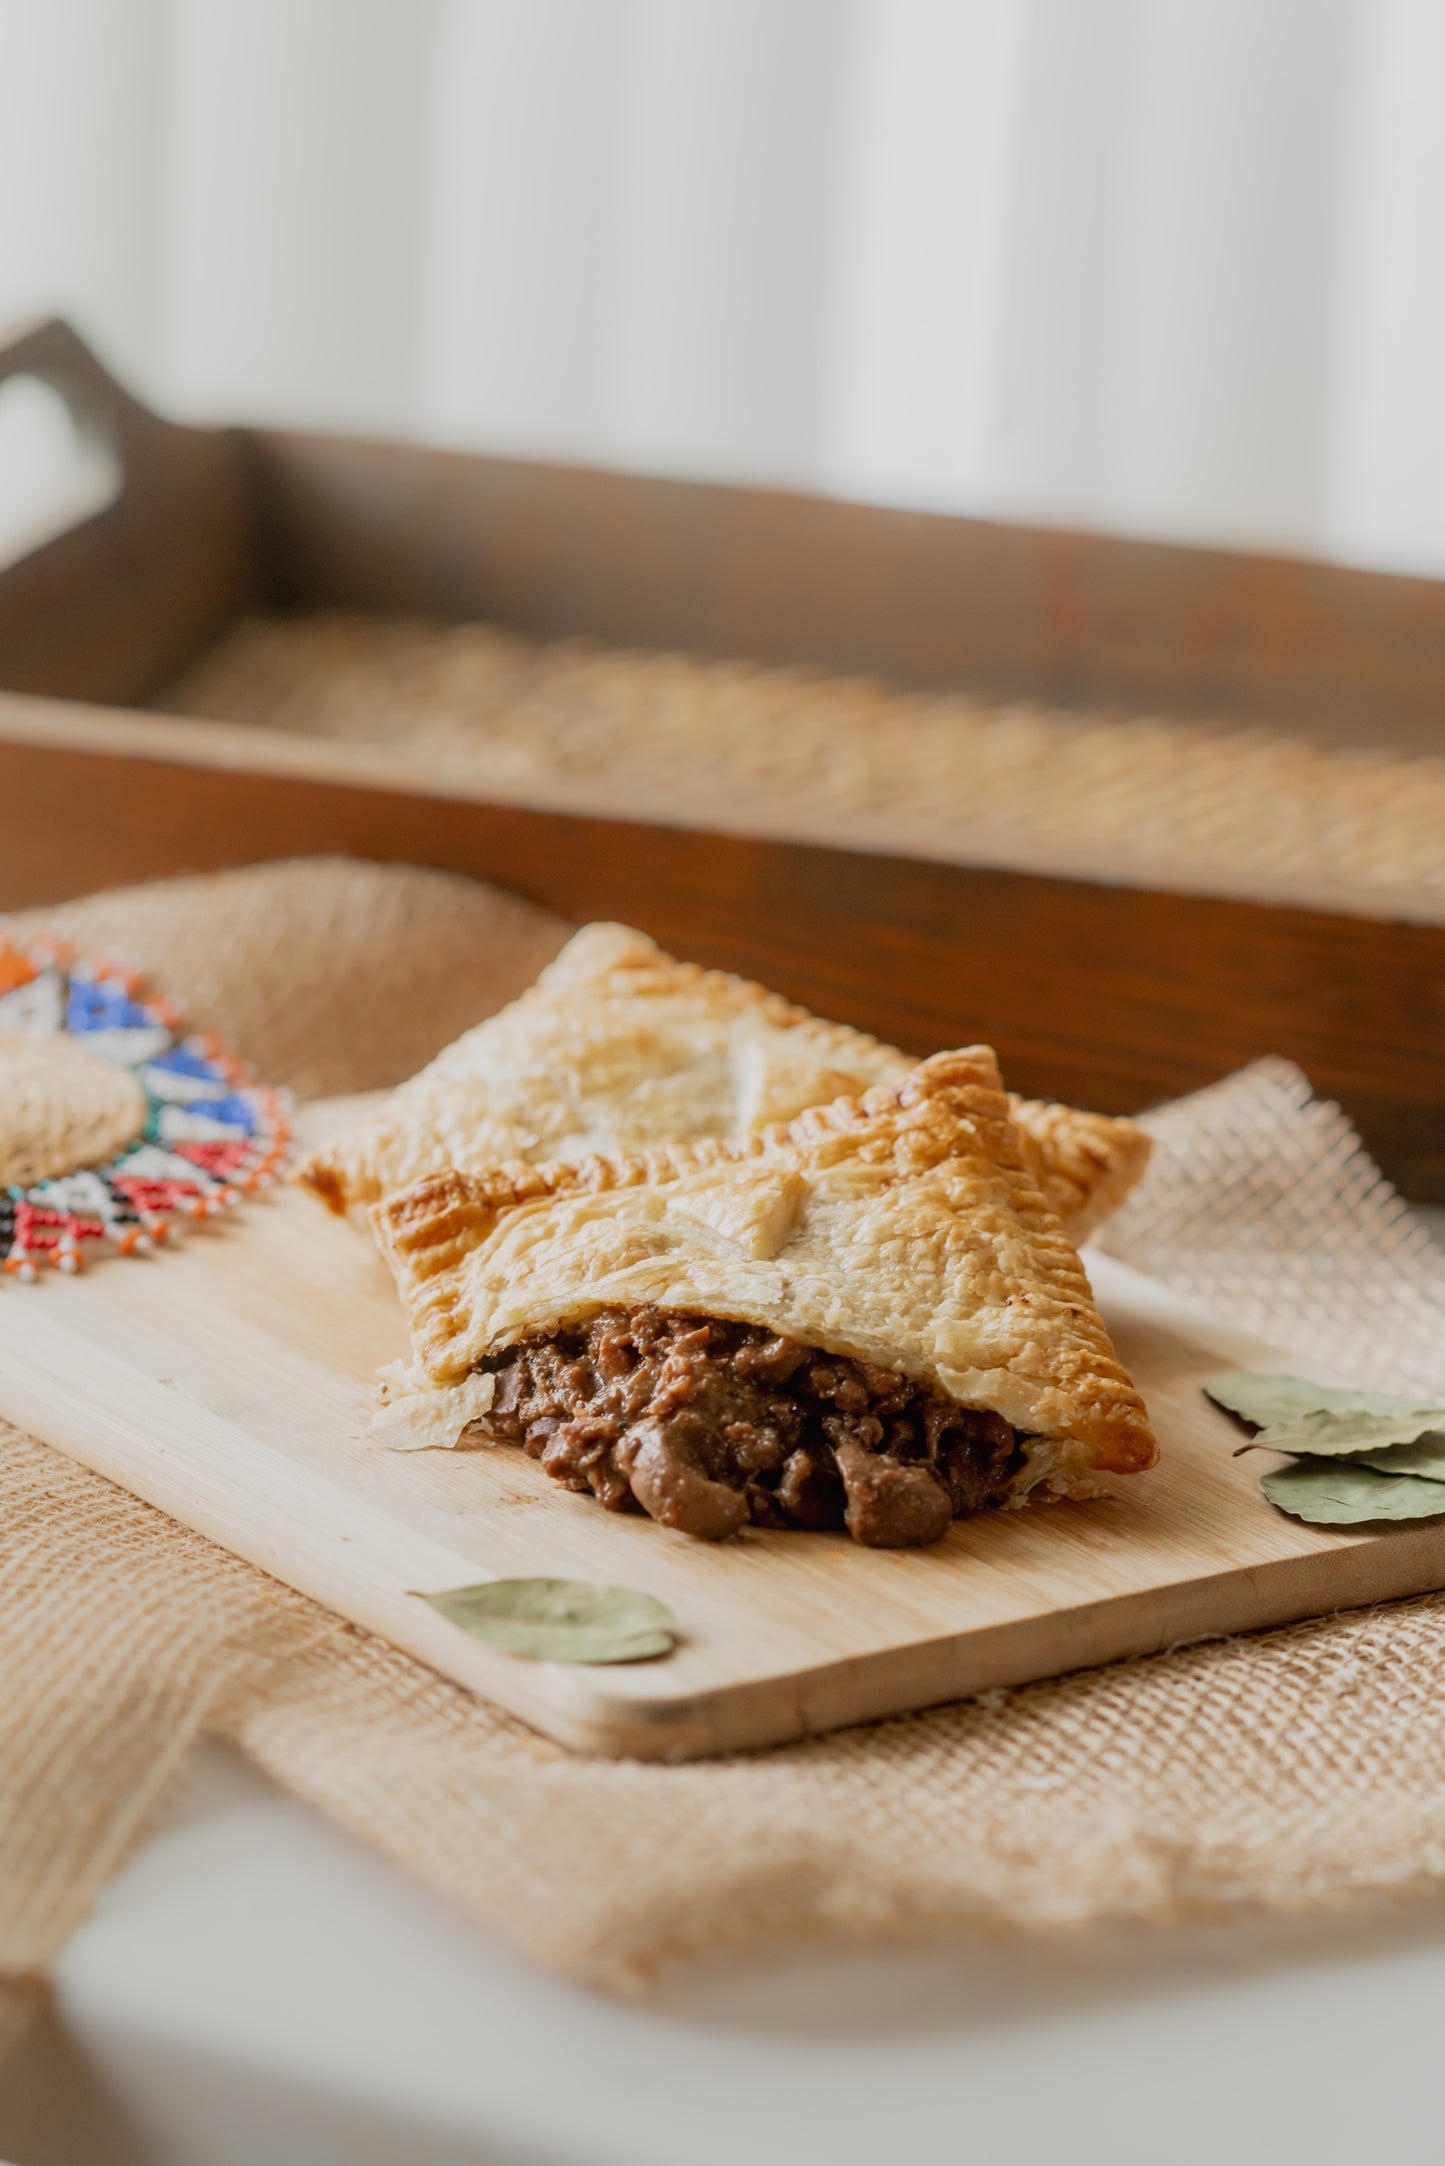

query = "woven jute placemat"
[168,610,1445,925]
[5,856,1445,2057]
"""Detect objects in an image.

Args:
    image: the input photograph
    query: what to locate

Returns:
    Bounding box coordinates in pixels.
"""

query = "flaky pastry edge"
[371,1045,1157,1484]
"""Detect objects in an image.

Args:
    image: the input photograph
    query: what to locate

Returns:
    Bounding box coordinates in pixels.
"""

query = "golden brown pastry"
[372,1048,1157,1548]
[301,923,1149,1240]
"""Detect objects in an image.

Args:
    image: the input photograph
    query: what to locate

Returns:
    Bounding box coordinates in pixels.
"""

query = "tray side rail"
[1,725,1441,1201]
[250,425,1445,757]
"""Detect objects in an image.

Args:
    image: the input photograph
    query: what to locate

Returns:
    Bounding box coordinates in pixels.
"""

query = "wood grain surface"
[0,1100,1442,1761]
[253,429,1445,755]
[2,700,1443,1201]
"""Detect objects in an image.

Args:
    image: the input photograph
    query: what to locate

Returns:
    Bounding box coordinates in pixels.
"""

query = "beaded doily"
[0,929,290,1280]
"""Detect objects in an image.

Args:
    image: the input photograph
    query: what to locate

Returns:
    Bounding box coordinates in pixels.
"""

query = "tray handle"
[0,318,251,706]
[0,315,178,536]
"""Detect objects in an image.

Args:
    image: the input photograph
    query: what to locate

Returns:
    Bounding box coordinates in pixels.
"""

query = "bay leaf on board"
[422,1576,677,1663]
[1259,1457,1445,1526]
[1204,1373,1445,1457]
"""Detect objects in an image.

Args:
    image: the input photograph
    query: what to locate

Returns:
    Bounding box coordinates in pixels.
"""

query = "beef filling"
[479,1306,1024,1547]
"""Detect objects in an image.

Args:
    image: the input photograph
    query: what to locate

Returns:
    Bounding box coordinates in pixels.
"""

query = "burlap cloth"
[6,855,1445,2063]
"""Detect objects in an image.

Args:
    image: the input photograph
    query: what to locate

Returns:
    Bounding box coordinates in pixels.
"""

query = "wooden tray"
[3,319,1445,1198]
[2,1096,1442,1762]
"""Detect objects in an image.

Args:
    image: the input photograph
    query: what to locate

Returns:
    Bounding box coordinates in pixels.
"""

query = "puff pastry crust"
[372,1046,1157,1486]
[300,923,1150,1239]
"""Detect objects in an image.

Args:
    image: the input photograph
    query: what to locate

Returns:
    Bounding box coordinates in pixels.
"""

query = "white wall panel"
[601,0,853,486]
[1325,0,1445,575]
[822,0,1028,513]
[0,0,1440,573]
[1102,0,1361,552]
[414,0,632,458]
[0,0,168,382]
[157,0,440,430]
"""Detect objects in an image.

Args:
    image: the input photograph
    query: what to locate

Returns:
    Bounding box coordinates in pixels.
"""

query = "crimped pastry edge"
[301,921,1153,1241]
[372,1046,1158,1476]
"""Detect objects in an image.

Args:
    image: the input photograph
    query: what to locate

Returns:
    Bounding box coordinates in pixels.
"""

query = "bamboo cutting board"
[3,1098,1443,1761]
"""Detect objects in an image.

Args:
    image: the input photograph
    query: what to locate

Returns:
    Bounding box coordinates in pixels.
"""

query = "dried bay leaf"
[1260,1458,1445,1526]
[422,1577,677,1663]
[1204,1373,1445,1457]
[1255,1408,1445,1456]
[1354,1435,1445,1482]
[1204,1372,1404,1427]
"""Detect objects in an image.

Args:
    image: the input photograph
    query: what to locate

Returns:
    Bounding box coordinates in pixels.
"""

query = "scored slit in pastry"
[300,922,1151,1242]
[372,1047,1157,1548]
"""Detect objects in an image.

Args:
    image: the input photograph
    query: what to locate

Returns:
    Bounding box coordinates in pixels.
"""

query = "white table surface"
[9,1214,1445,2166]
[6,1737,1445,2166]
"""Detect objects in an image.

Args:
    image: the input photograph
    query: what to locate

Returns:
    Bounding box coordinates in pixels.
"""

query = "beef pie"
[300,922,1150,1242]
[371,1047,1156,1547]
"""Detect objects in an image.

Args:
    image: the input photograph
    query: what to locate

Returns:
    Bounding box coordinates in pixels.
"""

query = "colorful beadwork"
[0,927,290,1281]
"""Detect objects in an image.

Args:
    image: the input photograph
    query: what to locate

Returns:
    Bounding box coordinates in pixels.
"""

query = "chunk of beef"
[480,1306,1024,1547]
[833,1442,953,1548]
[621,1420,749,1541]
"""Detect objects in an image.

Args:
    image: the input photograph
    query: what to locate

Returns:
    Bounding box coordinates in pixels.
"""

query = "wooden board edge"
[536,1530,1445,1759]
[5,1290,1445,1762]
